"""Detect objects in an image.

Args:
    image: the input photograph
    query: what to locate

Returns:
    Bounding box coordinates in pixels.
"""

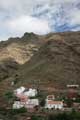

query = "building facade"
[13,99,39,109]
[45,100,63,110]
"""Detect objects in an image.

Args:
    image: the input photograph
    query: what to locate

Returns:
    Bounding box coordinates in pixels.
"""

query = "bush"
[32,115,45,120]
[65,98,73,107]
[40,99,46,107]
[10,107,27,115]
[4,91,14,100]
[48,110,80,120]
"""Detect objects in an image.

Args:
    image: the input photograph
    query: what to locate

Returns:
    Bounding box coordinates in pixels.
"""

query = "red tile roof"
[47,100,63,105]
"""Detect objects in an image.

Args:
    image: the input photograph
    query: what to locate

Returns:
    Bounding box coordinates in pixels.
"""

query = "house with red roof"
[45,100,63,109]
[45,95,63,110]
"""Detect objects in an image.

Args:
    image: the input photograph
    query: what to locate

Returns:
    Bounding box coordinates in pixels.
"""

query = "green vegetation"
[4,91,15,104]
[48,110,80,120]
[1,108,80,120]
[4,91,13,100]
[10,107,27,115]
[32,115,45,120]
[74,98,80,103]
[13,79,18,85]
[0,107,27,120]
[64,98,73,107]
[40,99,46,107]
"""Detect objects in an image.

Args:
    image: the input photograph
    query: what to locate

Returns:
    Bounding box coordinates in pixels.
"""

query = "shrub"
[10,107,27,115]
[40,99,46,107]
[4,91,14,100]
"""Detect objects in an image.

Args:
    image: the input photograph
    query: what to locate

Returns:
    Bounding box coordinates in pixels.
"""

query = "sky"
[0,0,80,40]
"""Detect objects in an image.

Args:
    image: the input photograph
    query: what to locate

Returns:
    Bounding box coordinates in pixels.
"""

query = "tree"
[40,99,46,107]
[65,99,73,107]
[4,91,13,100]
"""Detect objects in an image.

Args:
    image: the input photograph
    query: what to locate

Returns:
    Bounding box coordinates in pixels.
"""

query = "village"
[12,84,80,113]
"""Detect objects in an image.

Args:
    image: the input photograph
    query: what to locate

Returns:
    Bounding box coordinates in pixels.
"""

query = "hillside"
[18,31,80,88]
[0,31,80,99]
[0,32,45,106]
[0,32,43,64]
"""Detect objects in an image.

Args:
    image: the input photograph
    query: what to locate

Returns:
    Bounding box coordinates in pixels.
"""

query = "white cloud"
[0,0,80,40]
[71,27,80,32]
[69,9,80,25]
[7,15,51,35]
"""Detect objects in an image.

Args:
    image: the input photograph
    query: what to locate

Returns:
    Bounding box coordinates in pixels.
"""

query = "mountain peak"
[22,32,37,39]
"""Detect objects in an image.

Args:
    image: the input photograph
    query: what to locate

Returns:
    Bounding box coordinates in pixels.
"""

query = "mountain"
[0,31,80,100]
[18,31,80,88]
[0,32,45,104]
[0,32,43,64]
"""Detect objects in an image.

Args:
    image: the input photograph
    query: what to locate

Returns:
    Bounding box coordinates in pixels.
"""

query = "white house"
[24,99,39,109]
[67,85,79,88]
[14,87,37,97]
[13,99,39,109]
[13,87,38,109]
[13,101,24,109]
[23,88,37,97]
[14,86,25,95]
[45,100,63,110]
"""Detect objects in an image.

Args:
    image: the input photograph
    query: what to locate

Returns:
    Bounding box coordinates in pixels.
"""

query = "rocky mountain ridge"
[0,31,80,91]
[0,32,44,64]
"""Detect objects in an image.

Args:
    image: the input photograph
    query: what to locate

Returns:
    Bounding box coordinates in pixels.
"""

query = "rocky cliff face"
[0,32,43,64]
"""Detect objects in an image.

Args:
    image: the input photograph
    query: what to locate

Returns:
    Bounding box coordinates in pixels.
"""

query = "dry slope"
[19,31,80,88]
